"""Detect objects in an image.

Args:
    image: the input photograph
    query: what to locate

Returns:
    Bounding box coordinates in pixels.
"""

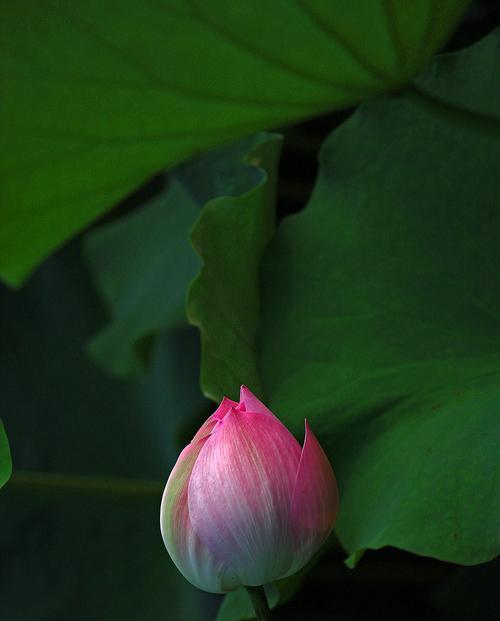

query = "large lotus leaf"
[0,244,216,620]
[0,0,469,286]
[0,420,12,488]
[84,132,281,388]
[257,31,500,566]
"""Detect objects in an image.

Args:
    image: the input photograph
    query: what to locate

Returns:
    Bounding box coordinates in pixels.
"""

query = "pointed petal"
[284,420,339,577]
[188,409,302,585]
[160,438,240,593]
[191,397,238,444]
[237,385,274,416]
[213,396,239,420]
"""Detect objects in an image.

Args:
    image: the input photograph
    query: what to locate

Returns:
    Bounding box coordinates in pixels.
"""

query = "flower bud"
[160,386,338,593]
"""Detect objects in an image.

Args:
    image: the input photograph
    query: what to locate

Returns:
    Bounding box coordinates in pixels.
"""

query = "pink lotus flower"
[160,386,338,593]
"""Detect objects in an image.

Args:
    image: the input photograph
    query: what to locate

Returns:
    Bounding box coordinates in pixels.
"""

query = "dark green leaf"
[0,244,216,620]
[0,420,12,488]
[84,180,201,377]
[0,0,469,286]
[85,132,281,384]
[258,31,500,566]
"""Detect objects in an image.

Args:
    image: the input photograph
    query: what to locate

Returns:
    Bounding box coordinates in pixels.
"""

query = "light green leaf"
[0,0,469,286]
[0,420,12,488]
[0,243,216,620]
[84,180,201,376]
[258,31,500,566]
[187,133,282,401]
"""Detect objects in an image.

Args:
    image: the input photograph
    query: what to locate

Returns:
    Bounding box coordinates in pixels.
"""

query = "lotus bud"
[160,386,338,593]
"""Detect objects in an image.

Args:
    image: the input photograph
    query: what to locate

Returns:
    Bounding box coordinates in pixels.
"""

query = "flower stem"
[245,586,272,621]
[7,471,162,497]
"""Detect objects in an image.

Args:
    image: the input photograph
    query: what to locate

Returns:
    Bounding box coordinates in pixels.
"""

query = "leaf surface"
[85,132,281,388]
[258,31,500,566]
[0,0,469,285]
[84,180,201,376]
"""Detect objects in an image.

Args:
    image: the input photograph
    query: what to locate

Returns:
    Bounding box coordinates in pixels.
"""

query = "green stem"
[7,471,163,497]
[245,586,272,621]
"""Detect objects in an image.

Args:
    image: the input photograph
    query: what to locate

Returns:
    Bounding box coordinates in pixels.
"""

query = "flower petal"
[160,438,240,593]
[237,385,274,416]
[191,397,238,444]
[188,408,302,585]
[284,420,339,577]
[213,396,239,420]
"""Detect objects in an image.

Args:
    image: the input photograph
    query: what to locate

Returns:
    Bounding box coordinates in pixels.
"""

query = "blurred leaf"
[0,244,216,620]
[0,420,12,488]
[258,31,500,566]
[85,133,281,384]
[187,133,282,401]
[0,0,469,286]
[84,180,201,377]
